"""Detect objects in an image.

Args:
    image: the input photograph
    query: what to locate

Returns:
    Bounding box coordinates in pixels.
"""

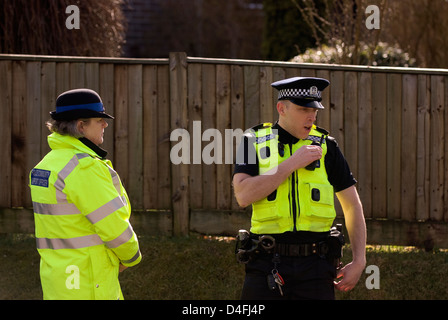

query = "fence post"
[169,52,190,236]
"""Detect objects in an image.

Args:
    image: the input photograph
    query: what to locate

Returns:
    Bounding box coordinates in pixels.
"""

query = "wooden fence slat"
[56,62,70,96]
[0,61,12,208]
[113,64,129,187]
[188,63,203,209]
[244,65,260,129]
[401,74,418,221]
[416,75,430,221]
[69,62,85,88]
[386,73,402,220]
[11,61,28,208]
[329,71,344,152]
[156,65,171,209]
[201,64,217,209]
[128,64,143,209]
[84,63,99,92]
[143,65,160,209]
[230,65,244,211]
[357,72,372,218]
[99,64,115,162]
[25,61,42,208]
[169,52,189,236]
[272,67,285,109]
[344,71,358,179]
[40,62,56,157]
[216,64,231,210]
[429,75,445,221]
[259,66,274,124]
[371,73,387,219]
[316,69,331,130]
[445,76,448,222]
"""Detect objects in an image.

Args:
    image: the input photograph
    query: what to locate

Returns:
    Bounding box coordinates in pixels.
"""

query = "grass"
[0,234,447,300]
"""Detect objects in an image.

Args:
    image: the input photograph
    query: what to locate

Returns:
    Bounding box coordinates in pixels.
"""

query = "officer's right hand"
[291,145,322,170]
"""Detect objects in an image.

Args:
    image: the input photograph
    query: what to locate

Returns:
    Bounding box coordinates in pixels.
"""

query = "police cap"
[271,77,330,109]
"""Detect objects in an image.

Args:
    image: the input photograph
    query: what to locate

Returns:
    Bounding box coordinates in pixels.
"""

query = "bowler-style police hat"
[50,88,114,121]
[271,77,330,109]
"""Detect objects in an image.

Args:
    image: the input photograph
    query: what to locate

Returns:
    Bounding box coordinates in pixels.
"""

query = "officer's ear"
[76,119,89,135]
[277,101,287,116]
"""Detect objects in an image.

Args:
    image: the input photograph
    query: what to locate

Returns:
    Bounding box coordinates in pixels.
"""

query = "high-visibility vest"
[250,123,336,234]
[29,133,141,300]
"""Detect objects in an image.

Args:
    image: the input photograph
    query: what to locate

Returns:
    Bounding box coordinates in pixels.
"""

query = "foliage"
[261,0,322,61]
[0,0,126,57]
[290,0,448,68]
[291,41,417,67]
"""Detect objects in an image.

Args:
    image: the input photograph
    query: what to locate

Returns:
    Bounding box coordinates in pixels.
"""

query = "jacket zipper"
[289,143,298,232]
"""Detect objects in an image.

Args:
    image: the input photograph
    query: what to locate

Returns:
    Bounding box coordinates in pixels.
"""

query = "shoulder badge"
[30,169,51,188]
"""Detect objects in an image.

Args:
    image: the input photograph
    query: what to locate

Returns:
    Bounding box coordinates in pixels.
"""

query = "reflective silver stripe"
[107,166,122,195]
[105,225,134,249]
[121,250,141,264]
[86,196,126,224]
[33,201,81,215]
[54,153,90,203]
[36,234,103,250]
[54,155,79,202]
[76,153,90,160]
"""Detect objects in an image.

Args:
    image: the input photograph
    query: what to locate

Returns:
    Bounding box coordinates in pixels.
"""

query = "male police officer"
[233,77,366,299]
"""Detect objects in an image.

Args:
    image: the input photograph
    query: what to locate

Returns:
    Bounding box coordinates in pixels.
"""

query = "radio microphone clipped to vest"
[305,134,324,171]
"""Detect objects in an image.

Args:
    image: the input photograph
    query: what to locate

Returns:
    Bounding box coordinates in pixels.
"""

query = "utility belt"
[235,224,345,268]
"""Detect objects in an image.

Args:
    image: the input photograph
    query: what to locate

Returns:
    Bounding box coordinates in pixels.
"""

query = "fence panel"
[1,53,448,247]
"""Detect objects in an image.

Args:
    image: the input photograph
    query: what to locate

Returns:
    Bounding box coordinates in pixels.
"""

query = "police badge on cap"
[271,77,330,109]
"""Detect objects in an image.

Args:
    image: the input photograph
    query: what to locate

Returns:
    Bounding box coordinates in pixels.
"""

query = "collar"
[272,121,299,145]
[79,137,108,159]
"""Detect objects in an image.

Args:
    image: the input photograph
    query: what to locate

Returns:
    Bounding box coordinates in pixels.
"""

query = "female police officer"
[29,88,141,299]
[233,77,366,299]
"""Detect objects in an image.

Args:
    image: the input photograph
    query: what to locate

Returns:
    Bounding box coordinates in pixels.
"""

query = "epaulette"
[249,122,273,132]
[314,125,329,135]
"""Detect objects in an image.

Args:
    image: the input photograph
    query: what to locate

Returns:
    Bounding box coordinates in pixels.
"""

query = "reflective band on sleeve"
[54,155,80,203]
[36,234,103,250]
[107,166,122,195]
[121,250,141,265]
[33,201,81,215]
[105,225,134,249]
[86,196,126,224]
[53,153,90,203]
[76,153,90,160]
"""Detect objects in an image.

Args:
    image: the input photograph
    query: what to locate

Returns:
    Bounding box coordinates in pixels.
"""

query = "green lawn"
[1,234,447,300]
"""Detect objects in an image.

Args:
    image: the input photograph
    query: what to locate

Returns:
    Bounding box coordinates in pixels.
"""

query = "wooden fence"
[1,52,447,247]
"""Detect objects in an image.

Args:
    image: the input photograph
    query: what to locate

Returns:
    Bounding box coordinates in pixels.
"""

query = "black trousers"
[241,253,337,300]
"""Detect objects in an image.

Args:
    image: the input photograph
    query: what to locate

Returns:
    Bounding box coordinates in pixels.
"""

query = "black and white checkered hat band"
[278,88,322,100]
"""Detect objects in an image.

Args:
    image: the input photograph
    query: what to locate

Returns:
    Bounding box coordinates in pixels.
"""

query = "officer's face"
[78,118,109,146]
[278,101,318,139]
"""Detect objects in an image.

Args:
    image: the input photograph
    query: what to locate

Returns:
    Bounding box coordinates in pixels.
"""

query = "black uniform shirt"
[233,122,357,243]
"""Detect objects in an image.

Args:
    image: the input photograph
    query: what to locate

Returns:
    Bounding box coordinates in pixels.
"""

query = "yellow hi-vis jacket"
[250,124,336,234]
[29,133,141,300]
